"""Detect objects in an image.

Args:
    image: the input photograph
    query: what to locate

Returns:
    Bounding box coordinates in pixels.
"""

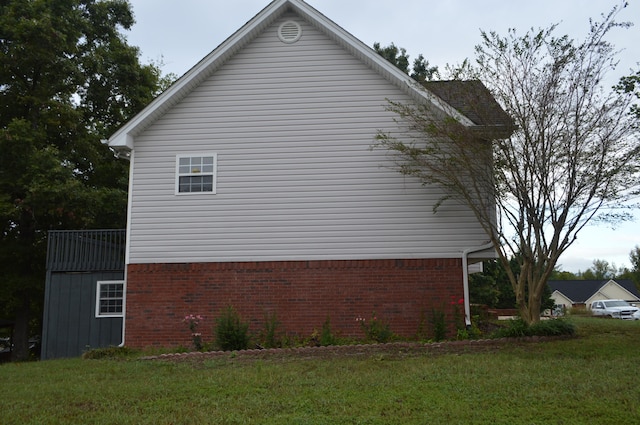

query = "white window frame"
[95,280,125,318]
[175,153,217,195]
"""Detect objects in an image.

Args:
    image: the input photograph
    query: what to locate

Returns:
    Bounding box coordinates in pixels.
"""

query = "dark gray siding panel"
[41,271,123,360]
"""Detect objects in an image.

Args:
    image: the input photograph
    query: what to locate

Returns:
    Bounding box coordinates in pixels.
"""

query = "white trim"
[95,280,125,318]
[175,153,218,195]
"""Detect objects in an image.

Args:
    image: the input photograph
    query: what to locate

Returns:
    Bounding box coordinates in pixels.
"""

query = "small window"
[176,154,217,194]
[96,281,124,318]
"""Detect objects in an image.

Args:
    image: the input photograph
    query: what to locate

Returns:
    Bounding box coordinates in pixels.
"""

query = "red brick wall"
[125,258,464,349]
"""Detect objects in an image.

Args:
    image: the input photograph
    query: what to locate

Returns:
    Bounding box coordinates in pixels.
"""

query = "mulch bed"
[140,335,573,364]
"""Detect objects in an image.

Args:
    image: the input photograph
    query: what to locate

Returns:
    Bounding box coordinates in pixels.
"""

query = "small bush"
[457,319,483,340]
[214,306,250,351]
[357,312,394,343]
[260,312,282,349]
[320,317,338,346]
[492,318,530,338]
[430,309,447,342]
[492,318,575,338]
[530,318,576,336]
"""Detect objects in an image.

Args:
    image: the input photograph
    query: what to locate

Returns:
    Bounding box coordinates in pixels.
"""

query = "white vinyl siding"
[126,13,488,264]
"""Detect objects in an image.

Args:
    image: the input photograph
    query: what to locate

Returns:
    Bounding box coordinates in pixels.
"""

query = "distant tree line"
[550,246,640,283]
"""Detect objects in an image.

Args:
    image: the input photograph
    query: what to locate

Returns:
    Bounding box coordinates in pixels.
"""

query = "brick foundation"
[125,258,464,349]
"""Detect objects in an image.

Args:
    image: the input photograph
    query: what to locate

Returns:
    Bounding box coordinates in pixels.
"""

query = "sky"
[123,0,640,273]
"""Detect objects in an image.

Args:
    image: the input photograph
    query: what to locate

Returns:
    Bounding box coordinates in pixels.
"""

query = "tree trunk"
[11,295,31,362]
[519,285,543,325]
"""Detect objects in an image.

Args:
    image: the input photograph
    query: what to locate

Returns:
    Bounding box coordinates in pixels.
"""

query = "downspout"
[114,146,133,348]
[462,242,494,328]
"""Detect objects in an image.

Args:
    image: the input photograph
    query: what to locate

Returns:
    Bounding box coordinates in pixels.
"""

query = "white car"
[591,299,639,320]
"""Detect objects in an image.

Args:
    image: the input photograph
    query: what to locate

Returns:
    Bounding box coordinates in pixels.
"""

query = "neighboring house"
[93,0,511,350]
[548,279,640,310]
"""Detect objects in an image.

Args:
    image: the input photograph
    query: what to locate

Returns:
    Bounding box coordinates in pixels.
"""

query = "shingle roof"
[422,80,515,139]
[548,279,640,303]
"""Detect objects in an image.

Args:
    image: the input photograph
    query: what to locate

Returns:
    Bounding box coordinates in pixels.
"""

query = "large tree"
[373,42,439,83]
[0,0,164,360]
[376,6,640,324]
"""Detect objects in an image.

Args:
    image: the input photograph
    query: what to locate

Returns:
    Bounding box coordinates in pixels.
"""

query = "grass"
[1,317,639,424]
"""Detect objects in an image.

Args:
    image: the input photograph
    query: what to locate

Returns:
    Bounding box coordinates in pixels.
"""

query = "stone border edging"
[139,335,573,362]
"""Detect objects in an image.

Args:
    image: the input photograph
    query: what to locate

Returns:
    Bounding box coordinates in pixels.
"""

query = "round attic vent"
[278,20,302,43]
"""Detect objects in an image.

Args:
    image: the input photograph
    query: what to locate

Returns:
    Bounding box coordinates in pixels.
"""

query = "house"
[548,279,640,310]
[93,0,511,350]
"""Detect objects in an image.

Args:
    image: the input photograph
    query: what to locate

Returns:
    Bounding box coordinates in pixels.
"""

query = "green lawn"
[1,317,639,424]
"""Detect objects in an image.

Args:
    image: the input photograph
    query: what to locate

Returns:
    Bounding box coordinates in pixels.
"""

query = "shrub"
[430,309,447,342]
[530,318,576,336]
[456,319,482,340]
[492,318,575,338]
[214,306,250,351]
[259,311,282,349]
[357,312,393,343]
[320,317,338,346]
[491,318,530,338]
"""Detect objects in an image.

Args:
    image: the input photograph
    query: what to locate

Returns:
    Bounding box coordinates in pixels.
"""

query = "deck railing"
[46,229,126,272]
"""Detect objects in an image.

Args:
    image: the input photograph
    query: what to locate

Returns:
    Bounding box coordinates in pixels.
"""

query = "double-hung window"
[176,154,217,194]
[95,281,124,318]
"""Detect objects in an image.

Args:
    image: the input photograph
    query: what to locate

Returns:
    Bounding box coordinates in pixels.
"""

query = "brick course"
[125,258,464,348]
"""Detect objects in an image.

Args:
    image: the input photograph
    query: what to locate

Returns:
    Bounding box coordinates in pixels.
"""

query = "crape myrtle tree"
[375,5,640,324]
[616,69,640,120]
[0,0,167,360]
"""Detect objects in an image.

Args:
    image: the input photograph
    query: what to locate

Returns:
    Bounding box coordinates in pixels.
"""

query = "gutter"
[462,242,494,327]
